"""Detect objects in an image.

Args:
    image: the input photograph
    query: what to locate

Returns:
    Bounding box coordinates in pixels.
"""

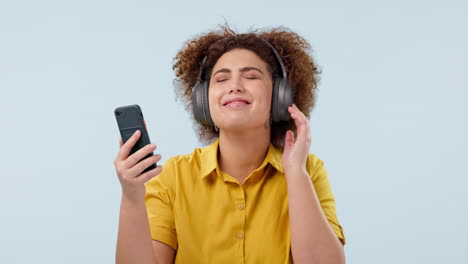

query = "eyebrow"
[212,67,264,77]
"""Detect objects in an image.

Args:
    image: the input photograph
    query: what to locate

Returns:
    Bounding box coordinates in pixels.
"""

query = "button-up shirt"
[145,139,346,263]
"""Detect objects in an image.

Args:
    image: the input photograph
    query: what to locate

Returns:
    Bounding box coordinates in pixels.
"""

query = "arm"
[285,169,345,264]
[116,194,175,264]
[282,104,345,264]
[116,194,155,264]
[114,131,176,264]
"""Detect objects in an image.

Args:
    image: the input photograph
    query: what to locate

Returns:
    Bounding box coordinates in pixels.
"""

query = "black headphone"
[191,38,294,126]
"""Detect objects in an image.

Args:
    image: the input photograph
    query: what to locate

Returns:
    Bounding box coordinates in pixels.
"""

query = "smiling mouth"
[223,101,251,107]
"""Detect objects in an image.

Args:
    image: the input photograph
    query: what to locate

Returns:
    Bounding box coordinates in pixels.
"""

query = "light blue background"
[1,0,467,263]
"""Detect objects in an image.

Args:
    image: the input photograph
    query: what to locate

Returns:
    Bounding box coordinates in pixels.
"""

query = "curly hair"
[172,23,321,149]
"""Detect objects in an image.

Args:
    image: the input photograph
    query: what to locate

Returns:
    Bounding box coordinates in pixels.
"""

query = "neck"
[217,126,271,183]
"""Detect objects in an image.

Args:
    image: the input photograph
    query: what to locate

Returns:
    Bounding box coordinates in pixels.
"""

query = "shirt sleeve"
[144,157,178,250]
[307,154,346,245]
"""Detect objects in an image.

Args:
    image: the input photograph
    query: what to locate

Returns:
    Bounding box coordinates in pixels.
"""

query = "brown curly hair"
[172,23,321,149]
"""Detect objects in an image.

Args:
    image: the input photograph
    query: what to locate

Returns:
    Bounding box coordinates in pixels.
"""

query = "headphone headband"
[196,56,207,81]
[196,38,286,82]
[258,38,288,79]
[192,36,294,126]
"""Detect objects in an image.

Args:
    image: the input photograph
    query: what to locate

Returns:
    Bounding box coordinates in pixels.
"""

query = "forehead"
[212,48,268,70]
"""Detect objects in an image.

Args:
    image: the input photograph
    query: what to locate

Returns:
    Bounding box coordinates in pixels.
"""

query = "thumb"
[284,130,294,149]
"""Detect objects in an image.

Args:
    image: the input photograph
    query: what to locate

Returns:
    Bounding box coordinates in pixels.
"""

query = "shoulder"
[306,153,325,172]
[166,148,203,166]
[146,147,203,193]
[305,153,328,183]
[151,146,205,183]
[162,147,204,173]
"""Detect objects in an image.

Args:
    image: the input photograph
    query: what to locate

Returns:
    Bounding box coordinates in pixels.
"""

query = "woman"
[115,24,346,264]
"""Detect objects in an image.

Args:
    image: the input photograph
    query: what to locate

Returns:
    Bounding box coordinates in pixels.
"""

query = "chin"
[220,120,249,130]
[217,118,266,132]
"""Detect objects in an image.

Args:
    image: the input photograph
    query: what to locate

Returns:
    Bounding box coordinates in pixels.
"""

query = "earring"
[214,124,219,132]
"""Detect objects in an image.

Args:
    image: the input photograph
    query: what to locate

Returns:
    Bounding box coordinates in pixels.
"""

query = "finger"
[291,104,308,126]
[125,143,157,168]
[116,130,141,161]
[289,105,310,145]
[284,130,294,149]
[129,153,161,176]
[289,105,305,126]
[290,104,307,119]
[119,137,123,147]
[137,165,163,183]
[295,120,310,145]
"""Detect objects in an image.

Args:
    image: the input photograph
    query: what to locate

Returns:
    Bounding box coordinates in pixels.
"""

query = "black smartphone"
[114,104,156,174]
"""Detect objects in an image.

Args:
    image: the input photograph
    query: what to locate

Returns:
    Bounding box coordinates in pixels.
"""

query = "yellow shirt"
[145,139,346,263]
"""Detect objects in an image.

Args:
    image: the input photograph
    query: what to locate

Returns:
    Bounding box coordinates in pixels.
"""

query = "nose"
[228,77,245,94]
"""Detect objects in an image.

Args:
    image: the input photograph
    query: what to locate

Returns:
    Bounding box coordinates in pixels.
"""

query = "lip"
[222,97,251,106]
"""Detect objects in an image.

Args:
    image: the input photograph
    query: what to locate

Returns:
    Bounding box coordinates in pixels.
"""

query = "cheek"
[208,88,221,109]
[257,88,273,110]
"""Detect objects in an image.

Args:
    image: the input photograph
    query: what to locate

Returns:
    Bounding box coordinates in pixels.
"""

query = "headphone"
[191,38,294,126]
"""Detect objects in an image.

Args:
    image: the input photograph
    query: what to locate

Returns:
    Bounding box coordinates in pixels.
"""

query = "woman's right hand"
[114,130,163,202]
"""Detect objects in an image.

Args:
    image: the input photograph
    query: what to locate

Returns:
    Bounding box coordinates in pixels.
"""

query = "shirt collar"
[199,139,284,180]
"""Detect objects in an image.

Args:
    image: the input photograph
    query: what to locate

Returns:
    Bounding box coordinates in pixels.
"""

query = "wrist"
[284,166,308,179]
[121,188,146,205]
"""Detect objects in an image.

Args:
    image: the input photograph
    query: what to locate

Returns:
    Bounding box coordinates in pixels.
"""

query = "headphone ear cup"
[201,81,214,126]
[272,77,294,122]
[192,81,204,123]
[192,81,214,126]
[278,78,294,121]
[271,77,281,122]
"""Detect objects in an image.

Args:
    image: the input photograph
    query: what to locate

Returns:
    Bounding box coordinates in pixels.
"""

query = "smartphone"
[114,104,156,174]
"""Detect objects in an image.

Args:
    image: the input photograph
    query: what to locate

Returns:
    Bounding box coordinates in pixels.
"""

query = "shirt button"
[236,232,244,239]
[237,203,245,210]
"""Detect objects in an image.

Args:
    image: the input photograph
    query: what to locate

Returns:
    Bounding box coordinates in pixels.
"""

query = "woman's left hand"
[282,104,312,176]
